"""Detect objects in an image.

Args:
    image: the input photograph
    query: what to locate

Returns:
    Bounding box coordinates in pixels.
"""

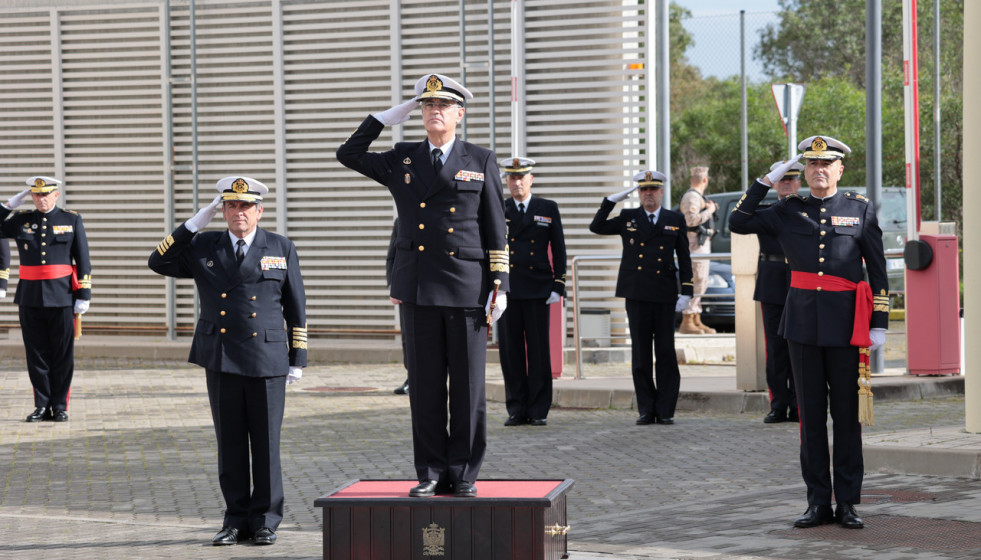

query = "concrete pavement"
[0,339,978,559]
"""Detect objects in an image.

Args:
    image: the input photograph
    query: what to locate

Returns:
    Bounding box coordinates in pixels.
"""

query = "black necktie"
[432,148,443,174]
[236,239,246,265]
[518,202,525,214]
[649,213,656,225]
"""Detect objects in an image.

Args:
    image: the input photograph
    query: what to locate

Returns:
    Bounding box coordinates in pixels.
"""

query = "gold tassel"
[857,347,873,425]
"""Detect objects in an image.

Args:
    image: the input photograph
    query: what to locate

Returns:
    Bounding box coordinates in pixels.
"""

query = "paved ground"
[0,356,977,560]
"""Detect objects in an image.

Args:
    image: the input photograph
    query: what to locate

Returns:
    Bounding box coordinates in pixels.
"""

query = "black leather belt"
[759,253,786,263]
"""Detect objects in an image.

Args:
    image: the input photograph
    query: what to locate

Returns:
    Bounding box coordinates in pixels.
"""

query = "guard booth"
[904,222,961,375]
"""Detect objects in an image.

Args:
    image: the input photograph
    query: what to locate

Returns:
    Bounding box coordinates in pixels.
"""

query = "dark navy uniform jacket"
[148,224,307,377]
[753,204,791,306]
[730,180,889,347]
[0,206,92,307]
[505,196,566,299]
[589,198,694,302]
[337,116,509,305]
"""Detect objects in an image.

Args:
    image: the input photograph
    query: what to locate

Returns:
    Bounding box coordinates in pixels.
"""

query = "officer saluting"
[336,73,508,499]
[756,160,803,424]
[148,177,306,546]
[498,157,566,427]
[1,177,91,423]
[729,136,889,530]
[590,171,693,426]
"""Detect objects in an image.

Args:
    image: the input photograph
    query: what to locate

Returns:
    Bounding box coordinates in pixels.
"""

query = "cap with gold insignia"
[798,136,851,160]
[413,73,473,104]
[26,176,61,194]
[769,160,804,179]
[216,176,267,203]
[500,156,535,176]
[633,170,667,187]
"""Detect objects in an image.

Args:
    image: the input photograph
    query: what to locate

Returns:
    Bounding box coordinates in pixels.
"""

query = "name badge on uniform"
[260,256,287,270]
[52,225,73,234]
[534,215,552,226]
[454,170,484,182]
[663,225,679,232]
[831,216,860,226]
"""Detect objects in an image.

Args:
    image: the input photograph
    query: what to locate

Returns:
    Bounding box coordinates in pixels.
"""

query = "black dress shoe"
[793,505,834,528]
[409,480,439,497]
[764,410,788,424]
[51,409,69,422]
[453,481,477,498]
[394,380,409,395]
[527,418,547,426]
[253,527,277,545]
[212,527,241,546]
[835,503,864,529]
[636,413,656,425]
[504,415,527,426]
[26,407,48,423]
[656,417,674,425]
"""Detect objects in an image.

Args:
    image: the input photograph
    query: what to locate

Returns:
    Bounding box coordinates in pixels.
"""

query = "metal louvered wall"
[0,0,652,342]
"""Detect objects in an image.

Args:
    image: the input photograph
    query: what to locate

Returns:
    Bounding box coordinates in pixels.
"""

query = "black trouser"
[402,303,487,485]
[20,305,74,411]
[206,370,286,534]
[625,299,680,419]
[498,297,553,420]
[788,342,863,506]
[760,302,796,415]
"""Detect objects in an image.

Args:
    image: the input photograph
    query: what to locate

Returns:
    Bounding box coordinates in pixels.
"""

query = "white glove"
[674,295,691,313]
[287,366,302,385]
[606,185,639,203]
[485,291,507,324]
[764,154,803,184]
[184,195,223,233]
[545,291,561,305]
[0,290,6,299]
[74,299,90,314]
[5,188,31,210]
[869,328,886,351]
[373,99,420,126]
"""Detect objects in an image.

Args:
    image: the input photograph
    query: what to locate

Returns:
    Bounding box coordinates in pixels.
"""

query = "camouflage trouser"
[686,233,710,314]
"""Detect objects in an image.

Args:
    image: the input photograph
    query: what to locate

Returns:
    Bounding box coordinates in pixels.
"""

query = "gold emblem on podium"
[422,522,445,556]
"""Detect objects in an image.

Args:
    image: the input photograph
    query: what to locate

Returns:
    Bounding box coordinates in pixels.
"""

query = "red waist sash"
[790,271,872,347]
[19,264,80,291]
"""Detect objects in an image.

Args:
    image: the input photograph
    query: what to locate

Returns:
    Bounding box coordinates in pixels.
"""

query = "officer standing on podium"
[148,176,306,546]
[336,73,509,499]
[756,160,803,425]
[498,157,566,427]
[729,136,889,530]
[1,177,91,423]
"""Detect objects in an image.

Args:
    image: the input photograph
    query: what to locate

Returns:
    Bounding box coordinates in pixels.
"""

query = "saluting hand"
[4,188,31,210]
[373,99,420,126]
[606,185,640,203]
[762,154,803,186]
[185,195,223,233]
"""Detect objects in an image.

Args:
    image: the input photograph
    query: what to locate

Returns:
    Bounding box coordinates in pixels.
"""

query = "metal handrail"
[571,252,732,379]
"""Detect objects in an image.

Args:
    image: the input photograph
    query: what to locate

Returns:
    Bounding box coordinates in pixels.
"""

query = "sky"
[672,0,784,81]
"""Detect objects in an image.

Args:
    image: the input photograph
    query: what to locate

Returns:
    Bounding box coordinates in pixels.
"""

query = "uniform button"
[510,251,515,255]
[656,270,661,275]
[510,238,515,242]
[42,217,47,222]
[41,242,46,246]
[640,243,645,247]
[420,202,426,208]
[820,219,826,224]
[510,263,514,268]
[448,228,454,233]
[529,266,533,270]
[221,293,227,298]
[820,231,826,236]
[418,245,425,251]
[531,240,535,244]
[41,252,46,256]
[251,313,256,318]
[657,258,662,262]
[820,208,827,212]
[819,244,825,249]
[638,254,643,259]
[818,271,824,276]
[220,311,226,316]
[449,251,455,256]
[529,251,534,256]
[252,332,258,337]
[637,266,642,270]
[418,224,425,230]
[819,257,825,263]
[450,207,456,213]
[41,233,46,237]
[220,328,227,334]
[659,246,664,250]
[251,296,257,301]
[817,286,823,291]
[41,260,46,264]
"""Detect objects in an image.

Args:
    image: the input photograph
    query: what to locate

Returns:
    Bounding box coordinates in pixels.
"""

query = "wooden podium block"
[315,479,574,560]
